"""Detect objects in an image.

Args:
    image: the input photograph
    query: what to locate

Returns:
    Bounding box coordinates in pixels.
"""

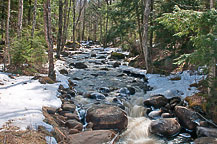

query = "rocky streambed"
[42,44,217,144]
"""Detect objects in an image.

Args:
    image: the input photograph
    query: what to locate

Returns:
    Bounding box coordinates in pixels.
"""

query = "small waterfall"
[117,117,164,144]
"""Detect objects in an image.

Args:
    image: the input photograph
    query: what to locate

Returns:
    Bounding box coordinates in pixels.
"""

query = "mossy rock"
[65,41,80,48]
[110,52,125,60]
[39,76,55,84]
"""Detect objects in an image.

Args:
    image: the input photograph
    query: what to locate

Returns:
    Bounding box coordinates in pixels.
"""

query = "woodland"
[0,0,217,143]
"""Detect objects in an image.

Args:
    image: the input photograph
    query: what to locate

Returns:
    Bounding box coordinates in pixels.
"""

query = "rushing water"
[66,44,194,144]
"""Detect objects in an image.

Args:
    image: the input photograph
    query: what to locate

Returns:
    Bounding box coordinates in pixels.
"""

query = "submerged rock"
[71,62,88,69]
[143,95,168,108]
[149,118,181,137]
[86,104,128,132]
[68,130,118,144]
[175,106,198,130]
[59,69,68,75]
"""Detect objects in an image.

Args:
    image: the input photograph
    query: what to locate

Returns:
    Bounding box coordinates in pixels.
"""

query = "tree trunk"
[61,0,72,51]
[17,0,23,37]
[31,0,37,39]
[44,0,55,81]
[72,0,76,50]
[142,0,151,72]
[28,0,32,25]
[208,0,216,97]
[210,0,214,9]
[1,0,4,40]
[4,0,11,70]
[104,0,109,47]
[56,0,63,59]
[82,0,87,41]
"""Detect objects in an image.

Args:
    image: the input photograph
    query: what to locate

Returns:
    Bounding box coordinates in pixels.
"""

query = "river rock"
[175,106,198,130]
[98,87,110,93]
[71,62,88,69]
[149,118,181,137]
[65,120,83,131]
[196,126,217,138]
[61,103,76,112]
[148,109,162,119]
[45,107,57,115]
[86,104,128,132]
[59,69,68,75]
[113,62,121,68]
[64,113,80,121]
[68,130,118,144]
[169,97,181,108]
[110,52,125,59]
[161,113,173,118]
[194,137,217,144]
[85,92,106,100]
[143,95,168,108]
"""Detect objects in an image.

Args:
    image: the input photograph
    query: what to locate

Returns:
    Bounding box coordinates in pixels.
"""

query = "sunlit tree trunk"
[208,0,216,97]
[4,0,11,71]
[44,0,55,81]
[56,0,63,59]
[142,0,151,72]
[17,0,23,37]
[1,0,4,40]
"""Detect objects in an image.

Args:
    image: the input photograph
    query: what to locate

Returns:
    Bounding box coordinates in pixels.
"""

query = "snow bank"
[146,71,205,99]
[0,60,68,130]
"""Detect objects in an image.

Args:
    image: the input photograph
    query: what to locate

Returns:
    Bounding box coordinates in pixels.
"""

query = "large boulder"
[194,137,217,144]
[65,120,83,131]
[68,130,118,144]
[175,106,198,130]
[61,103,76,112]
[144,95,168,108]
[149,118,181,137]
[86,104,128,132]
[196,126,217,138]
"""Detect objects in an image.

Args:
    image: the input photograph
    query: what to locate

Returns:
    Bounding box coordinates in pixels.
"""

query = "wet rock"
[168,133,193,144]
[119,87,130,95]
[65,120,83,131]
[91,53,96,57]
[196,126,217,138]
[58,84,65,90]
[148,109,162,119]
[110,52,125,60]
[161,113,173,118]
[169,97,181,108]
[67,89,76,97]
[71,62,88,69]
[149,118,181,137]
[68,130,118,144]
[68,79,77,87]
[113,62,121,68]
[86,104,128,132]
[85,92,106,100]
[60,51,69,57]
[61,103,76,112]
[98,87,110,93]
[175,106,198,130]
[59,69,68,75]
[127,87,136,95]
[194,137,217,144]
[143,95,168,108]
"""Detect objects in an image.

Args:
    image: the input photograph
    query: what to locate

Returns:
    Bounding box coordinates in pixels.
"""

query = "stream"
[59,42,199,144]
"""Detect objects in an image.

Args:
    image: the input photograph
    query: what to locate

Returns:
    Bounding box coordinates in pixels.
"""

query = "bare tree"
[44,0,55,80]
[142,0,151,72]
[56,0,63,59]
[72,0,76,50]
[4,0,11,71]
[82,0,87,41]
[17,0,23,37]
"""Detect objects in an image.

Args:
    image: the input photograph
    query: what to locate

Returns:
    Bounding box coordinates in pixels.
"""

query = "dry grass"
[0,130,46,144]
